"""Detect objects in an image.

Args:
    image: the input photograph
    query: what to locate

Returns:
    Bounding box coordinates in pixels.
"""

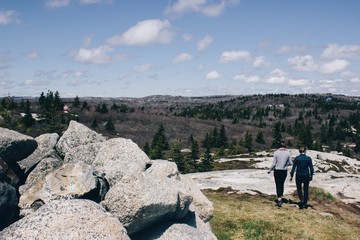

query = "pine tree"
[255,131,265,144]
[105,118,115,132]
[73,96,81,108]
[200,146,213,172]
[244,131,253,152]
[219,124,228,148]
[272,121,282,148]
[91,118,98,128]
[81,101,89,111]
[149,124,169,159]
[211,127,219,148]
[22,100,35,127]
[188,134,199,160]
[172,142,186,173]
[101,103,108,113]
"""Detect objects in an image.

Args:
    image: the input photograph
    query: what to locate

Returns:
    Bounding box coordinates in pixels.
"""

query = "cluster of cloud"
[165,0,240,17]
[0,9,20,25]
[204,43,360,95]
[287,44,359,75]
[45,0,112,8]
[2,0,360,97]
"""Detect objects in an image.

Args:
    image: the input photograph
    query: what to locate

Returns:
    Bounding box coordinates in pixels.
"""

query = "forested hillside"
[1,92,360,172]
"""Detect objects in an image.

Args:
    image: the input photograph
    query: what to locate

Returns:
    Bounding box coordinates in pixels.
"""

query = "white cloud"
[287,55,318,72]
[107,19,173,46]
[21,79,49,86]
[46,0,111,8]
[253,56,269,68]
[165,0,239,17]
[72,45,113,64]
[321,44,360,59]
[341,71,358,78]
[233,74,260,83]
[350,78,360,83]
[134,64,151,73]
[288,78,312,87]
[79,0,101,4]
[61,70,87,78]
[45,0,71,8]
[277,45,307,54]
[24,50,39,59]
[319,59,350,74]
[265,69,288,84]
[182,33,193,41]
[0,9,20,25]
[172,53,193,64]
[318,79,345,92]
[220,50,250,63]
[206,71,221,80]
[197,35,213,51]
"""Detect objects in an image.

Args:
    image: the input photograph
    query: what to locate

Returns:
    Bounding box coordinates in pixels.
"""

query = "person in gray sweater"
[268,141,292,207]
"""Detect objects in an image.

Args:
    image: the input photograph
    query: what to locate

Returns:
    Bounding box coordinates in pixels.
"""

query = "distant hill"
[1,93,360,160]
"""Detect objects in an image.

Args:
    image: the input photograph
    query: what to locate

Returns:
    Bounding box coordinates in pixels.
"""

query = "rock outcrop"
[0,199,130,240]
[0,127,37,163]
[0,121,216,239]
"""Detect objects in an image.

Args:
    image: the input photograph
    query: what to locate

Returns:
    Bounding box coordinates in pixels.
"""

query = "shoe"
[276,201,282,207]
[303,203,308,209]
[298,203,304,209]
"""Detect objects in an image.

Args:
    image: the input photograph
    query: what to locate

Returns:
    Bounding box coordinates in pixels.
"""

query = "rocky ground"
[187,149,360,206]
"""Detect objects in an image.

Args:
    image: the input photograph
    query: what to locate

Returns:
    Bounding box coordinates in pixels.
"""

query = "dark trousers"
[274,170,287,198]
[295,175,310,204]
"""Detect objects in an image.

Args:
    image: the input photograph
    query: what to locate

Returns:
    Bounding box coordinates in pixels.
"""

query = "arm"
[309,157,314,180]
[268,154,277,173]
[290,158,297,180]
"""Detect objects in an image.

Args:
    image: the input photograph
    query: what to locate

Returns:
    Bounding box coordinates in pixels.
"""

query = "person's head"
[299,146,306,154]
[279,141,286,148]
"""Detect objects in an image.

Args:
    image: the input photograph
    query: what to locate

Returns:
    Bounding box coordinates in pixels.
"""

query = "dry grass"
[204,187,360,240]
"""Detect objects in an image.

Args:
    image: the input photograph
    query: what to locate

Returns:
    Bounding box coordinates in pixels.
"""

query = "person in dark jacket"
[290,146,314,209]
[268,141,292,207]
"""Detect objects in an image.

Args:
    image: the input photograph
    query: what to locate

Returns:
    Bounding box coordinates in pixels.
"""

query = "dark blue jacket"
[290,153,314,178]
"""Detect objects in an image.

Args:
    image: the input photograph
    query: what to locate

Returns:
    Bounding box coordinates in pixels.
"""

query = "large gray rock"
[0,157,21,186]
[63,142,103,165]
[55,121,106,157]
[92,138,151,186]
[102,173,192,235]
[180,175,214,222]
[159,223,217,240]
[146,160,180,180]
[19,156,63,195]
[0,199,130,240]
[19,162,97,215]
[0,181,18,230]
[18,133,59,175]
[0,127,37,163]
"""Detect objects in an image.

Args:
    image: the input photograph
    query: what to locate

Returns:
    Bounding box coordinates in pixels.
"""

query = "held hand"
[290,177,293,182]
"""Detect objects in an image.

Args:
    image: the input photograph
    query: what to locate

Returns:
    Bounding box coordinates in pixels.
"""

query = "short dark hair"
[279,141,286,148]
[299,146,306,153]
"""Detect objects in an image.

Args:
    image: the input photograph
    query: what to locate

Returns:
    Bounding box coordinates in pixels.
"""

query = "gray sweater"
[269,148,292,171]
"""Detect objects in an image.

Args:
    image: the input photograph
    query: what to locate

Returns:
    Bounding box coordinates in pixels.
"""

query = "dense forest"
[1,91,360,173]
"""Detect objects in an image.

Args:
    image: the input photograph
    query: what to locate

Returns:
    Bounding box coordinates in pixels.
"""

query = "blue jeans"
[296,175,310,204]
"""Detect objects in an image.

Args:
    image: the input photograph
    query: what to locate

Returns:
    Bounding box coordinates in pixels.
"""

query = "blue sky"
[1,0,360,98]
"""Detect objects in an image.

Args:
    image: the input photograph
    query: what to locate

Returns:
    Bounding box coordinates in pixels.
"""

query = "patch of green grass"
[242,219,285,240]
[310,187,335,201]
[213,159,259,171]
[204,187,360,240]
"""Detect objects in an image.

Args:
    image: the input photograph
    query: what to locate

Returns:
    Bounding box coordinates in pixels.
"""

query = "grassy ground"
[204,187,360,240]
